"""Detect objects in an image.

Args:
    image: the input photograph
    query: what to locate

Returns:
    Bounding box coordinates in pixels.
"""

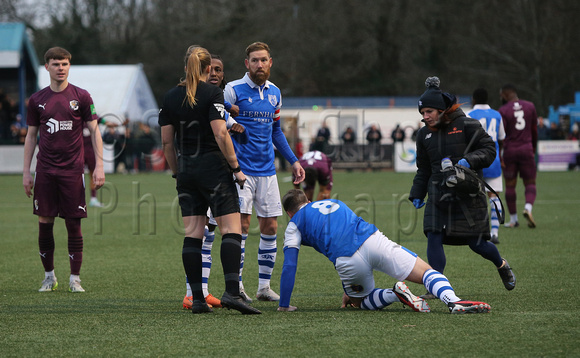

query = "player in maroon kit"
[498,84,538,229]
[293,150,333,201]
[23,47,104,293]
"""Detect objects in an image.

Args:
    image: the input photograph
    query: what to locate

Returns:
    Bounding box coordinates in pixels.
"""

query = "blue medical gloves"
[457,158,470,168]
[412,198,425,209]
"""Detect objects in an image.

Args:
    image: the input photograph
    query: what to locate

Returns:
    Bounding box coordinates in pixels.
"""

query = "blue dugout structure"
[548,92,580,130]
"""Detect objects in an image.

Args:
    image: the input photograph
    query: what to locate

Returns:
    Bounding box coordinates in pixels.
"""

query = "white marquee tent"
[37,64,159,126]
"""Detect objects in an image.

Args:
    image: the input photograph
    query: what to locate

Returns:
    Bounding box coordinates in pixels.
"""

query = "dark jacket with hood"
[409,107,496,244]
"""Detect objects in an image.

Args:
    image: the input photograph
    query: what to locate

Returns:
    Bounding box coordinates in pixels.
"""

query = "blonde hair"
[179,45,211,107]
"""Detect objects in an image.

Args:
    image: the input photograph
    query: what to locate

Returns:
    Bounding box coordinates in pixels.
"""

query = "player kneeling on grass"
[277,189,490,314]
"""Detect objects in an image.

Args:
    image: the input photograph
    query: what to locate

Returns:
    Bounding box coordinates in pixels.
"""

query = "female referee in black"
[159,45,260,314]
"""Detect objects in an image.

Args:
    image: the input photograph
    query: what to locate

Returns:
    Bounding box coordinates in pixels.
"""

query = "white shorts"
[206,208,217,226]
[237,174,283,217]
[485,175,503,193]
[335,231,418,298]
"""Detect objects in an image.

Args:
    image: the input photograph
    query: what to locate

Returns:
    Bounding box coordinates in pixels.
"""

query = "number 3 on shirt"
[311,200,339,215]
[515,110,526,130]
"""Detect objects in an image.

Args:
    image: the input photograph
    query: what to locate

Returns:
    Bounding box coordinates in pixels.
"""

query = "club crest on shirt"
[268,94,277,107]
[69,100,79,111]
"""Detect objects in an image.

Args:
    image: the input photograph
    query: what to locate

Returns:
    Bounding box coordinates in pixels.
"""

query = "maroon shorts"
[503,147,536,181]
[33,172,87,218]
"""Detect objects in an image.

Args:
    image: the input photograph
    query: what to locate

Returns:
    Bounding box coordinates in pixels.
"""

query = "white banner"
[537,140,579,171]
[394,140,417,173]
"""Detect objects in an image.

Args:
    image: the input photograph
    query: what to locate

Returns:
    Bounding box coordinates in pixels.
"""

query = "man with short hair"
[468,88,505,244]
[23,47,104,293]
[224,42,305,302]
[499,84,538,228]
[277,189,491,314]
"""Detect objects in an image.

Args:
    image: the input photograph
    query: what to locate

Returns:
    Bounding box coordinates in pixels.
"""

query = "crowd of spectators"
[536,116,578,141]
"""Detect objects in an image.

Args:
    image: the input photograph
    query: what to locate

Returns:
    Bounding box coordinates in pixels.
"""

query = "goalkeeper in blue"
[278,189,491,314]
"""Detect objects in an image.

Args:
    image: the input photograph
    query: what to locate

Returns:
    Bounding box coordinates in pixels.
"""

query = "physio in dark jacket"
[409,77,516,293]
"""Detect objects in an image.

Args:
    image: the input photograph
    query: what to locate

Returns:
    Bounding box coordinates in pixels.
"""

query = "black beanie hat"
[418,76,456,112]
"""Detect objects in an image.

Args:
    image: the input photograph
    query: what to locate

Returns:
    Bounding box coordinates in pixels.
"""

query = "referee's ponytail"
[180,45,211,107]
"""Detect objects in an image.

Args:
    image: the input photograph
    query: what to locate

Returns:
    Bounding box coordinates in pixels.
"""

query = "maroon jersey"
[298,150,333,188]
[27,84,98,174]
[499,99,538,152]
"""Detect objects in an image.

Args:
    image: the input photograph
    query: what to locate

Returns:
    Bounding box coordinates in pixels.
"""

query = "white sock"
[201,227,214,297]
[258,233,277,289]
[422,269,461,304]
[510,213,518,224]
[490,197,501,237]
[360,288,399,310]
[524,203,533,213]
[70,274,80,283]
[45,270,55,279]
[239,234,248,288]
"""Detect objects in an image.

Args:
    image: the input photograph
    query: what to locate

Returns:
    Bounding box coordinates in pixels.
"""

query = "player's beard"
[250,69,269,86]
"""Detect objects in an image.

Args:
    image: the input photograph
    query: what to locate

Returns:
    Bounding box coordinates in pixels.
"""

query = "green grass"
[1,170,579,357]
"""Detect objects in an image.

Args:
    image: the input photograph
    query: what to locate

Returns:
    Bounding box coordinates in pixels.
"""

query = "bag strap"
[458,166,505,224]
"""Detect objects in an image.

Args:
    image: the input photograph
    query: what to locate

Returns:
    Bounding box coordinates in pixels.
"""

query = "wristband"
[171,173,177,178]
[231,166,241,173]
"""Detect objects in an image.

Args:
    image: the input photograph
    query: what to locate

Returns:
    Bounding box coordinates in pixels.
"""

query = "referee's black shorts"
[176,151,240,218]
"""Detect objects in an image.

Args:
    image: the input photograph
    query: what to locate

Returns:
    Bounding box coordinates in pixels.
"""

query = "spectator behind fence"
[312,121,331,152]
[549,122,565,140]
[567,123,579,140]
[341,126,356,144]
[537,117,550,140]
[391,124,405,143]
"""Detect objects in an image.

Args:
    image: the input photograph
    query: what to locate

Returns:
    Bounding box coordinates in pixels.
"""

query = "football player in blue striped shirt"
[278,189,491,314]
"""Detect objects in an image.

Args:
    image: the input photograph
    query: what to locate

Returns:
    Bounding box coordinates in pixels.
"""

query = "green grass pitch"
[0,170,578,357]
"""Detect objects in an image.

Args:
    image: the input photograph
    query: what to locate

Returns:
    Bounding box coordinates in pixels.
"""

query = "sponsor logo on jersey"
[60,121,73,131]
[47,118,59,134]
[46,118,73,134]
[241,110,275,122]
[268,94,277,107]
[248,97,253,103]
[70,100,79,111]
[425,133,432,139]
[38,103,46,110]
